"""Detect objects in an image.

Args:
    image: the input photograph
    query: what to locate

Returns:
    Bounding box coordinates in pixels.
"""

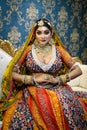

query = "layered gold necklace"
[34,43,52,54]
[34,43,52,64]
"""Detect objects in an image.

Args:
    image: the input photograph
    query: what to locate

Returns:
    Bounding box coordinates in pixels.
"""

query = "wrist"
[59,73,71,84]
[22,75,33,84]
[56,73,71,85]
[56,76,63,85]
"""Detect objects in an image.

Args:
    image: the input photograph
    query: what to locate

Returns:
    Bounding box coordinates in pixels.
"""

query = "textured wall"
[0,0,87,64]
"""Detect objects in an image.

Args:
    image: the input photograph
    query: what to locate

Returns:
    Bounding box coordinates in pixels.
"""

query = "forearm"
[56,65,82,84]
[12,72,33,84]
[12,65,82,85]
[68,65,82,80]
[12,72,23,82]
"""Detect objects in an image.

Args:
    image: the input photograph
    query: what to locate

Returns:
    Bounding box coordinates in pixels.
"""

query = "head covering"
[34,18,52,33]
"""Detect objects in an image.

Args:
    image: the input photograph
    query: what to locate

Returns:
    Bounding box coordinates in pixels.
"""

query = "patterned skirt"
[2,85,87,130]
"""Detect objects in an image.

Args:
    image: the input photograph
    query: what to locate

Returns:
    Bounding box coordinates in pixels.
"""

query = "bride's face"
[35,26,52,46]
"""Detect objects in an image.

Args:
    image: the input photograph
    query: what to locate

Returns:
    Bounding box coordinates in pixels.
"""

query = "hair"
[29,18,53,45]
[34,18,52,33]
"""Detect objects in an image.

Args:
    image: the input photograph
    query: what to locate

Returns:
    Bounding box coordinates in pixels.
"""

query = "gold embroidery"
[47,90,66,130]
[3,102,18,130]
[28,87,47,129]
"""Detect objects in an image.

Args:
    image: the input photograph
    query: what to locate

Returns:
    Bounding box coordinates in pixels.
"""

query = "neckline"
[32,44,56,71]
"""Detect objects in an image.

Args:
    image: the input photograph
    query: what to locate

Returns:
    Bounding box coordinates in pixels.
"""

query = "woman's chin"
[39,42,48,46]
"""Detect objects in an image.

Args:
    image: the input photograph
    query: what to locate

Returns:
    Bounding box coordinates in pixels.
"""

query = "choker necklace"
[34,43,52,54]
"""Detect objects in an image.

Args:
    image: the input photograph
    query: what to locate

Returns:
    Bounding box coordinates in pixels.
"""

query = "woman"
[0,18,87,129]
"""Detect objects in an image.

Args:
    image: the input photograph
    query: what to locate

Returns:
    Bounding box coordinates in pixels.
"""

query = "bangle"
[59,74,71,84]
[59,75,67,84]
[66,74,71,82]
[32,76,42,88]
[58,76,63,85]
[22,75,32,84]
[22,75,26,84]
[25,75,29,84]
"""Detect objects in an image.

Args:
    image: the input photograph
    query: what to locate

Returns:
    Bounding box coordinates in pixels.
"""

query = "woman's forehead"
[36,26,50,31]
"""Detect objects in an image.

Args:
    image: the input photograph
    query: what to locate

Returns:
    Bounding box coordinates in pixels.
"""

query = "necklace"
[33,43,52,64]
[34,43,52,54]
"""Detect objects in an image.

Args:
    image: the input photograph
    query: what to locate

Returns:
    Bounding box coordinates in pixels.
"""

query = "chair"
[68,63,87,92]
[0,39,17,97]
[0,39,17,57]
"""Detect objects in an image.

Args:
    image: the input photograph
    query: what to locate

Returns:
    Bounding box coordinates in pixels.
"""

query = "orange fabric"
[2,102,18,130]
[27,87,69,130]
[2,91,23,129]
[56,45,75,68]
[18,45,32,65]
[78,98,87,120]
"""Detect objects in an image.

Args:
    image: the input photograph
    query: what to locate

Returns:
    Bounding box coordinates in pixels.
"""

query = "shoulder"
[26,45,32,51]
[24,45,32,55]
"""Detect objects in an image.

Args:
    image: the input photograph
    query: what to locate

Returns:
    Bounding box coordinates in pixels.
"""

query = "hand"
[33,73,58,84]
[33,73,47,83]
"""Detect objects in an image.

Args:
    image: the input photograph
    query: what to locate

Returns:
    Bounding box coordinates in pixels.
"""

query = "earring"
[50,38,55,44]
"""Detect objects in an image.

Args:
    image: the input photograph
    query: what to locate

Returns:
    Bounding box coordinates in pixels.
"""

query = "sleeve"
[57,45,75,68]
[12,46,31,74]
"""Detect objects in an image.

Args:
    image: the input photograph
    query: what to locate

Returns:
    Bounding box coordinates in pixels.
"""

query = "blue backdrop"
[0,0,87,64]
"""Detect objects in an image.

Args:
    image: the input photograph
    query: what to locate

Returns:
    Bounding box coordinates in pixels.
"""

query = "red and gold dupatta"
[27,87,69,130]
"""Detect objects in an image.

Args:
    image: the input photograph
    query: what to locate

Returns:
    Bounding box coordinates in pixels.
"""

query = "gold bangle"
[59,75,67,84]
[22,75,26,84]
[66,74,71,82]
[24,75,28,84]
[25,75,32,84]
[22,75,31,84]
[59,74,71,84]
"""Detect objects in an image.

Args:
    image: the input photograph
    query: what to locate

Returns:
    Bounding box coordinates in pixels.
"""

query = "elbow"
[76,65,82,76]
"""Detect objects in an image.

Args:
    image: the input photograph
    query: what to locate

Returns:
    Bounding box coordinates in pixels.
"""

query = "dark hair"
[34,18,52,33]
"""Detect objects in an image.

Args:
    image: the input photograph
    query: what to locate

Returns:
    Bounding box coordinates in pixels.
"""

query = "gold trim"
[0,39,17,57]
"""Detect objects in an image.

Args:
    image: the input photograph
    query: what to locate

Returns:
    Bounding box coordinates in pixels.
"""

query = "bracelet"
[66,74,71,82]
[58,76,63,85]
[59,73,71,84]
[56,76,62,86]
[22,75,32,84]
[32,76,42,88]
[59,75,67,84]
[22,75,26,84]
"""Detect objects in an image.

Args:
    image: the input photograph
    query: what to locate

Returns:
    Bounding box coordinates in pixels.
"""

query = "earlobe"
[51,32,54,38]
[50,33,53,38]
[49,38,55,44]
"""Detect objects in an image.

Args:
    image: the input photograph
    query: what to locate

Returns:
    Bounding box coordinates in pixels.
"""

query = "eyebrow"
[36,28,50,32]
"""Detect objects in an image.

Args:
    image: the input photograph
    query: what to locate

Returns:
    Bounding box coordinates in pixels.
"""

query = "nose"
[41,34,45,39]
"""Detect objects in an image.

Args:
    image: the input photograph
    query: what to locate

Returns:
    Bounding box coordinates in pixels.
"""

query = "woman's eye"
[36,30,50,35]
[36,31,41,35]
[44,30,50,35]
